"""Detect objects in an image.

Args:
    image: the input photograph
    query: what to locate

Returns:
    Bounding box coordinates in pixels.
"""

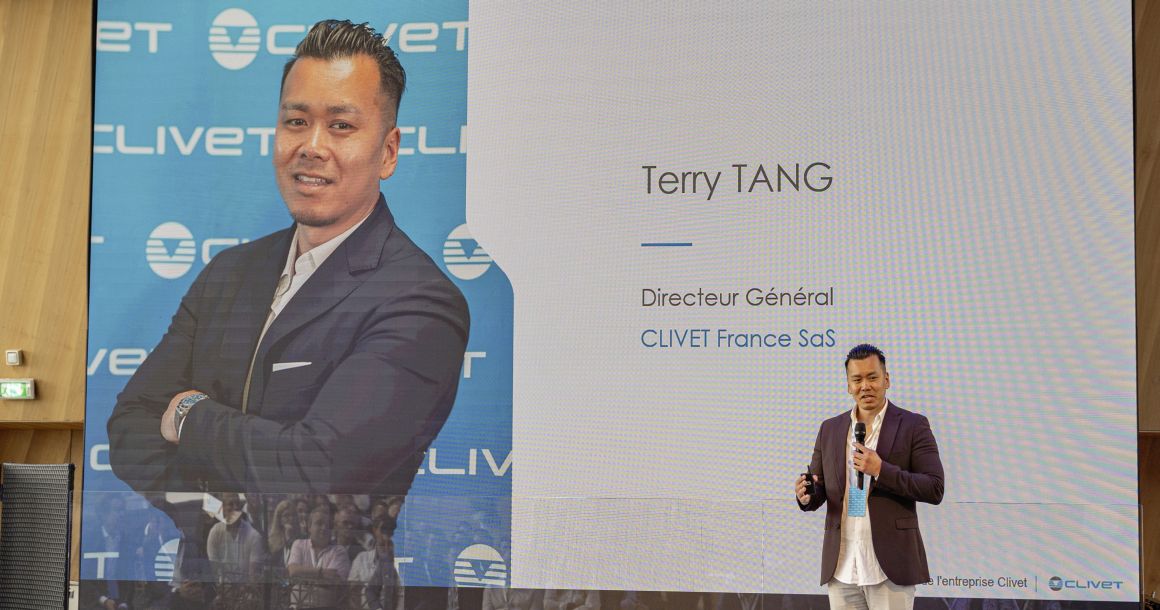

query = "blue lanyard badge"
[848,475,867,517]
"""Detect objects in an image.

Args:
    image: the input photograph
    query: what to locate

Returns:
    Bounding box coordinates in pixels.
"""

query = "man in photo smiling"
[107,18,469,567]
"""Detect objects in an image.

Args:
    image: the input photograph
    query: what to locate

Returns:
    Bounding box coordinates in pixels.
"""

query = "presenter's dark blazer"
[798,402,944,586]
[108,196,469,498]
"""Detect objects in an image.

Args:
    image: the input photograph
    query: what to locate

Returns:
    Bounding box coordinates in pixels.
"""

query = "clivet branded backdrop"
[84,0,512,590]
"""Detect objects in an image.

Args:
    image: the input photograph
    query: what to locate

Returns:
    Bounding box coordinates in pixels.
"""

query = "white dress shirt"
[833,403,889,585]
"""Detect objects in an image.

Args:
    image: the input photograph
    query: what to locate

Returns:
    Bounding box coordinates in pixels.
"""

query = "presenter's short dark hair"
[845,344,886,370]
[281,19,406,120]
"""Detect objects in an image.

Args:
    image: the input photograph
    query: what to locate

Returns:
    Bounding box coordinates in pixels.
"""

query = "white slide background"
[466,2,1136,599]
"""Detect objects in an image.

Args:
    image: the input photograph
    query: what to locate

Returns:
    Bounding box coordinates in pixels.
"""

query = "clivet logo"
[145,222,250,279]
[206,8,468,71]
[146,222,196,279]
[442,224,493,281]
[209,8,261,70]
[453,544,507,587]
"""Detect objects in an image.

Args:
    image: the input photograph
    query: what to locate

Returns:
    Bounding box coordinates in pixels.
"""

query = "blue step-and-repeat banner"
[84,0,511,596]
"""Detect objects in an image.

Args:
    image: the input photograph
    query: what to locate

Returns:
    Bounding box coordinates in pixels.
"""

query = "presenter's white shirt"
[270,211,371,322]
[833,404,888,586]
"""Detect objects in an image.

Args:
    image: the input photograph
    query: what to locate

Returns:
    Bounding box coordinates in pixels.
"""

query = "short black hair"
[844,344,886,370]
[281,19,406,123]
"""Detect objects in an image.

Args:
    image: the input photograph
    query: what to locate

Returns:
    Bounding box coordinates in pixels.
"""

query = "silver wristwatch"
[173,392,208,438]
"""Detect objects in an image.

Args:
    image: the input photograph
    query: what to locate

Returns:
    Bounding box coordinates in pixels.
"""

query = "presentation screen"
[81,1,1136,608]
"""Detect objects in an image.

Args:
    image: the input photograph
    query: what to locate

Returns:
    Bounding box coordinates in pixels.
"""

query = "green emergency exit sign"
[0,379,35,400]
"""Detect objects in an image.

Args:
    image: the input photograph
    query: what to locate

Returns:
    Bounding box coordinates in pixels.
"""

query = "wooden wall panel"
[1139,0,1160,434]
[1139,0,1160,600]
[0,0,92,583]
[1143,436,1160,599]
[0,0,91,425]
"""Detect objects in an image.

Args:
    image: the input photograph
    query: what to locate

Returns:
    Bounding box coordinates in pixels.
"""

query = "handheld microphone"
[854,422,866,489]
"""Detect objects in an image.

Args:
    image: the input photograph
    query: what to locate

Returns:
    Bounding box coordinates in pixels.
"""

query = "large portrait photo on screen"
[83,2,512,609]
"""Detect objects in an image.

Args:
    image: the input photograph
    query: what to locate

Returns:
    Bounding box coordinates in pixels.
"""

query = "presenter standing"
[795,344,943,610]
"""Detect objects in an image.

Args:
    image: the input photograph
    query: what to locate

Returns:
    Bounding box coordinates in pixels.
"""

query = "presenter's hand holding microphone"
[796,420,885,505]
[851,421,883,483]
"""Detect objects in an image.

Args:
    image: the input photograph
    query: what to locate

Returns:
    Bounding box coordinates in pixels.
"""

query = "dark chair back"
[0,463,75,610]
